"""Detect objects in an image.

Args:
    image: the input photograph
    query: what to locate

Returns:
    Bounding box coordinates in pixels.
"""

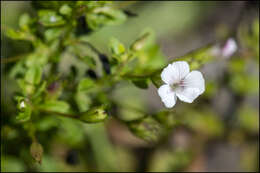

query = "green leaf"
[5,28,34,41]
[237,106,259,134]
[184,109,224,137]
[38,10,65,27]
[39,100,70,114]
[82,56,96,69]
[128,116,165,142]
[153,111,178,128]
[109,37,125,55]
[77,78,95,92]
[19,13,31,31]
[30,141,43,164]
[74,92,91,112]
[25,66,42,85]
[17,79,35,95]
[87,7,127,30]
[150,71,163,88]
[59,4,72,16]
[78,106,107,123]
[9,61,26,79]
[44,28,63,42]
[131,79,149,89]
[25,46,49,67]
[32,81,47,99]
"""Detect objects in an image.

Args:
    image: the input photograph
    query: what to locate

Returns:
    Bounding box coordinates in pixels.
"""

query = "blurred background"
[1,1,259,172]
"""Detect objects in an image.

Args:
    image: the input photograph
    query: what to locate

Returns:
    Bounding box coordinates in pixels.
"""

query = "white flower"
[158,61,205,108]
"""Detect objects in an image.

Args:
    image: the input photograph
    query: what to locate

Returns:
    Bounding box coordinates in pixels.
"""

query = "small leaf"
[25,66,42,85]
[109,37,125,55]
[30,141,43,164]
[38,10,65,27]
[78,106,107,123]
[87,7,127,30]
[44,28,63,42]
[74,92,91,112]
[77,78,95,92]
[5,28,34,41]
[39,100,70,114]
[59,4,72,16]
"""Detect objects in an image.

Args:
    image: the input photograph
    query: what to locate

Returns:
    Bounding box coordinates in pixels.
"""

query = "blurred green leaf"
[19,13,31,31]
[87,7,127,30]
[128,116,165,142]
[109,37,125,55]
[1,156,26,172]
[5,28,34,41]
[59,4,72,16]
[25,46,49,67]
[36,116,59,131]
[74,91,91,112]
[77,78,95,92]
[148,149,193,172]
[38,10,65,27]
[44,28,63,42]
[131,78,149,89]
[25,66,42,85]
[17,79,35,95]
[154,111,178,128]
[82,56,96,69]
[237,106,259,134]
[184,109,224,137]
[39,100,70,114]
[150,71,163,88]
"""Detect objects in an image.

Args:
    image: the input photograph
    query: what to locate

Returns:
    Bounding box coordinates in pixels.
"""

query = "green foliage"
[2,1,259,171]
[38,10,66,27]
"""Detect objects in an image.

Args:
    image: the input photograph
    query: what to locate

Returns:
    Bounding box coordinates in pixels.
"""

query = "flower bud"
[78,106,107,123]
[30,141,43,164]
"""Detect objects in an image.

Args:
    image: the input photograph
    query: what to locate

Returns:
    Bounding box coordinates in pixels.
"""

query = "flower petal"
[222,38,237,58]
[161,61,190,85]
[176,70,205,103]
[176,87,201,103]
[158,84,177,108]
